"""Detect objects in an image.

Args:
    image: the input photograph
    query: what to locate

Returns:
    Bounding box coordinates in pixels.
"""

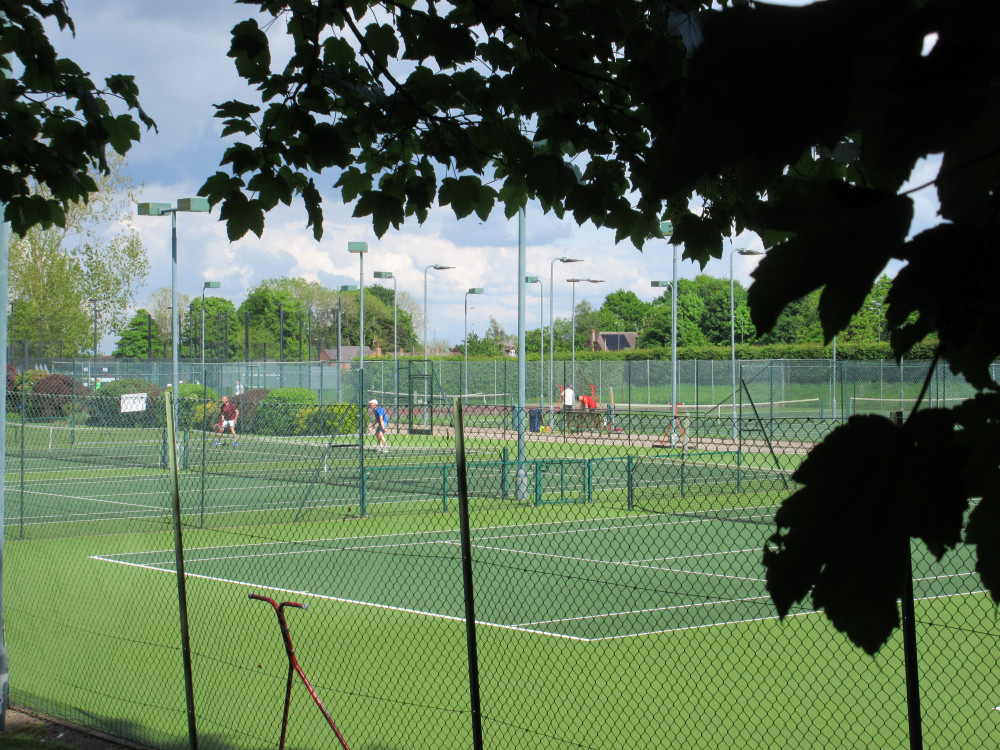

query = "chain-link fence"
[37,356,987,418]
[3,365,995,748]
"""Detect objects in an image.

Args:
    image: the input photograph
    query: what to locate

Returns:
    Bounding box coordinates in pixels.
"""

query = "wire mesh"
[3,363,997,749]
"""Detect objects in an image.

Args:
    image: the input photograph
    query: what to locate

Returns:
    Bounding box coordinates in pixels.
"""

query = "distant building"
[589,328,638,352]
[319,346,373,364]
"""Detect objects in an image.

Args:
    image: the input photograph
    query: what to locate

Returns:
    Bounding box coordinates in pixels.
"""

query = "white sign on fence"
[120,392,148,413]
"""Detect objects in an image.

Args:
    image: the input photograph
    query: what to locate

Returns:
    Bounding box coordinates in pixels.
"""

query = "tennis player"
[369,399,388,452]
[214,395,239,446]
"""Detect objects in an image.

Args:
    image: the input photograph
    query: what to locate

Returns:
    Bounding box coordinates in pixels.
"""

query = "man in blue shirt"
[369,399,389,452]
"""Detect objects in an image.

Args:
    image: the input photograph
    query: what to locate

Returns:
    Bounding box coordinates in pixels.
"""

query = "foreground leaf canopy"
[0,1,155,234]
[204,0,1000,652]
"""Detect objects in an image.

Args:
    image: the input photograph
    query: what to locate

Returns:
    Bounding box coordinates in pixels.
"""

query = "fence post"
[894,410,923,750]
[164,392,199,750]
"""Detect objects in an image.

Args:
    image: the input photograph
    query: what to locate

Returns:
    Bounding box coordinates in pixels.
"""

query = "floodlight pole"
[526,276,542,408]
[730,248,763,440]
[137,198,210,431]
[348,242,368,371]
[549,257,582,425]
[464,288,484,395]
[566,278,604,395]
[423,264,455,359]
[374,271,397,413]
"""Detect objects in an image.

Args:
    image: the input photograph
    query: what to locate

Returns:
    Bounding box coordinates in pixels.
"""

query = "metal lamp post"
[201,281,220,394]
[549,257,582,423]
[373,271,397,411]
[656,221,683,441]
[336,284,358,402]
[730,247,764,439]
[423,264,454,358]
[464,287,484,395]
[86,297,102,384]
[566,278,603,395]
[526,276,543,408]
[348,242,368,371]
[137,198,210,428]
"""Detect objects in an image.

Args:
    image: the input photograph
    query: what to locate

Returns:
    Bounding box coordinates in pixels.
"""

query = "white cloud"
[52,1,945,351]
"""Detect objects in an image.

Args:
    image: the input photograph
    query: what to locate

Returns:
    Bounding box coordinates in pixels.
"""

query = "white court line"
[463,542,767,583]
[92,547,989,641]
[521,594,776,627]
[15,489,164,512]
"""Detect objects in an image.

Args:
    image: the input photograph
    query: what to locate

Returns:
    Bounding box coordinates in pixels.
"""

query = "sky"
[46,1,939,352]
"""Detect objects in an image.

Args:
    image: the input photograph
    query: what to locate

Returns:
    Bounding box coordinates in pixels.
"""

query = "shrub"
[231,388,268,434]
[6,365,19,414]
[255,388,318,436]
[172,384,218,430]
[27,373,89,421]
[86,378,162,428]
[22,369,47,392]
[292,403,360,436]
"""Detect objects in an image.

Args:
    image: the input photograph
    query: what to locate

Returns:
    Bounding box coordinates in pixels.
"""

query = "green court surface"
[6,422,999,748]
[91,512,986,642]
[7,502,995,750]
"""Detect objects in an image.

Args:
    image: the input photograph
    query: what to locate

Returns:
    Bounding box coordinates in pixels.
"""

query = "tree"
[0,3,154,234]
[599,290,650,332]
[113,309,158,359]
[238,285,303,361]
[10,153,150,352]
[689,275,736,345]
[8,244,88,357]
[757,290,823,346]
[185,297,239,361]
[145,287,191,357]
[367,284,419,354]
[844,275,893,344]
[210,0,1000,655]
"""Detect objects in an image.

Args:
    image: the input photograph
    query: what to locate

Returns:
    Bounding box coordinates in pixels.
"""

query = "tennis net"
[6,423,167,473]
[627,452,793,525]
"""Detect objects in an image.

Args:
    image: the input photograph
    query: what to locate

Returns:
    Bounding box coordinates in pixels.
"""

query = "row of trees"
[112,278,422,361]
[104,270,894,362]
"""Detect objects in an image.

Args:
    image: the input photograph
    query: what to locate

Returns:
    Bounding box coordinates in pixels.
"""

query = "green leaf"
[352,191,403,237]
[229,20,271,84]
[765,413,966,655]
[218,190,265,241]
[749,181,912,341]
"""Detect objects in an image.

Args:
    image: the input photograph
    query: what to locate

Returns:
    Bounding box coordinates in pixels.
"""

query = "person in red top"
[577,394,597,410]
[214,395,240,446]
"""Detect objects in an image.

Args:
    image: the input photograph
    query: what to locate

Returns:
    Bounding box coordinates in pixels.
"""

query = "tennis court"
[90,511,984,642]
[8,399,999,749]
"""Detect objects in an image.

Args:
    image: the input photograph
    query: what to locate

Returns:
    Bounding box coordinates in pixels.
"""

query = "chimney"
[590,328,597,348]
[375,344,382,357]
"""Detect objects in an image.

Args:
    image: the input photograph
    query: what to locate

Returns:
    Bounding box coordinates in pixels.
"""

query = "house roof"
[594,332,638,352]
[319,346,372,361]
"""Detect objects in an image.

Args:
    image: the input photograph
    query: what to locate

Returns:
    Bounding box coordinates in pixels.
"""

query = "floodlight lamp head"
[651,281,670,288]
[176,197,210,213]
[348,241,369,253]
[203,281,221,289]
[525,276,540,283]
[588,279,605,284]
[339,284,359,292]
[659,220,674,237]
[467,288,484,295]
[373,271,393,279]
[737,248,765,257]
[137,202,171,217]
[432,264,455,270]
[559,257,583,263]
